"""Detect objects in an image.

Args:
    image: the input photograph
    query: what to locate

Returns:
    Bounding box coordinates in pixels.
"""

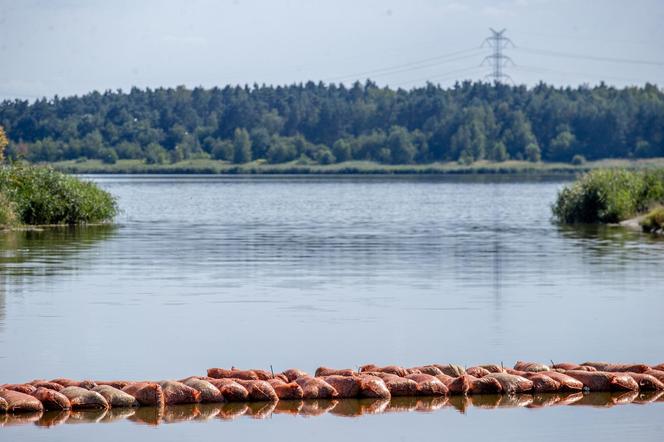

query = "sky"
[1,0,663,100]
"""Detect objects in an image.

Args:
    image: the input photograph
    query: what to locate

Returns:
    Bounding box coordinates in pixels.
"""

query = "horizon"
[1,0,663,101]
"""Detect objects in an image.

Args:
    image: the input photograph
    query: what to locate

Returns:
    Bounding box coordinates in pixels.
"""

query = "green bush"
[552,169,664,223]
[641,206,664,233]
[571,154,586,165]
[0,163,117,225]
[0,192,17,227]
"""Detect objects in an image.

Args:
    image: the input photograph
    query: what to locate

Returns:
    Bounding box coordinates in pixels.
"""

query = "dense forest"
[1,81,663,165]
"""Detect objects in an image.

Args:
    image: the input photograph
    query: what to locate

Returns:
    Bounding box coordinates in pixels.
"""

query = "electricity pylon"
[482,28,515,83]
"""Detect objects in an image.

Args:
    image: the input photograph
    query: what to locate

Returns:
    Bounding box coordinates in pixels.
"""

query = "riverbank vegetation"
[552,169,664,224]
[0,128,117,228]
[641,207,664,233]
[1,82,663,166]
[45,157,664,175]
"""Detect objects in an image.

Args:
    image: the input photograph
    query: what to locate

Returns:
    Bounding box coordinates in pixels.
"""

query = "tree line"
[0,80,662,165]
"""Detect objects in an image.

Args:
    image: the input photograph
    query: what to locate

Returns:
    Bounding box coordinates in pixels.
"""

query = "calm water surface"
[1,175,663,440]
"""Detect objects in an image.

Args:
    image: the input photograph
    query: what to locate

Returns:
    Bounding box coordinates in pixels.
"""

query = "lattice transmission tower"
[482,28,515,83]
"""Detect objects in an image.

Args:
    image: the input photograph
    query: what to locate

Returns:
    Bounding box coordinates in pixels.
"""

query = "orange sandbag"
[357,375,391,399]
[564,370,639,392]
[320,375,361,398]
[485,373,533,394]
[30,381,65,392]
[514,361,550,372]
[404,374,448,396]
[60,386,109,409]
[281,368,308,382]
[0,389,44,413]
[51,379,97,389]
[447,375,473,395]
[92,385,139,407]
[652,363,664,371]
[581,362,649,373]
[359,365,409,377]
[410,366,444,376]
[644,369,664,383]
[293,377,338,399]
[270,381,304,400]
[479,364,504,373]
[469,376,503,394]
[2,384,37,395]
[466,367,491,378]
[207,368,259,380]
[315,367,355,377]
[529,374,560,393]
[626,373,664,390]
[159,381,201,405]
[95,381,132,390]
[207,379,249,402]
[435,373,455,385]
[364,372,418,397]
[181,378,225,403]
[537,371,584,391]
[234,380,278,402]
[122,382,165,407]
[31,387,71,410]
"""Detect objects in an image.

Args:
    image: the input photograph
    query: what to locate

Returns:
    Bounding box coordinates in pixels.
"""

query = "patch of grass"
[0,163,117,225]
[552,169,664,223]
[641,206,664,233]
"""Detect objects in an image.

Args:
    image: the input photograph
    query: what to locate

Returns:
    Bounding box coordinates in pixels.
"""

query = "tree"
[387,126,416,164]
[332,139,352,162]
[525,142,541,162]
[490,141,508,162]
[0,126,9,162]
[233,128,252,164]
[547,130,576,162]
[144,143,168,164]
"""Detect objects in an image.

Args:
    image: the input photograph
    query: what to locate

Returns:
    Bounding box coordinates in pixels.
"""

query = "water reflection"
[1,392,661,428]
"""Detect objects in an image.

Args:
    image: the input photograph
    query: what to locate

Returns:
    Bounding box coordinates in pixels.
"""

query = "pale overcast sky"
[1,0,663,99]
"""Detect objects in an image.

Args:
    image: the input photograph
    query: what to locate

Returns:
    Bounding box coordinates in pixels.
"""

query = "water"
[1,175,663,440]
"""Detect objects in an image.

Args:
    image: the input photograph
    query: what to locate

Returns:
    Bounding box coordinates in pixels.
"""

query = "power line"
[481,28,514,83]
[323,47,483,82]
[392,66,485,88]
[515,46,664,67]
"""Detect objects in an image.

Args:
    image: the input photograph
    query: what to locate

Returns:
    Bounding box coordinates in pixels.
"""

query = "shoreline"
[44,158,664,175]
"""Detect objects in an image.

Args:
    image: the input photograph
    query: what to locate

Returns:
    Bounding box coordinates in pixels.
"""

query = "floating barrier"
[1,360,663,416]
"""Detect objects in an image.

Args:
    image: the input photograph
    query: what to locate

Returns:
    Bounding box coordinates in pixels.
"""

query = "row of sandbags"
[4,390,664,427]
[2,361,663,414]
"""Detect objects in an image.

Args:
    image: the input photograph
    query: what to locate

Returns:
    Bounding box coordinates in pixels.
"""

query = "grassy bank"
[0,163,117,229]
[46,157,664,175]
[552,169,664,224]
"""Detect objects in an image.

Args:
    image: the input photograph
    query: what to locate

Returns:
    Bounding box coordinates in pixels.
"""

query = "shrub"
[0,163,117,225]
[0,192,17,227]
[641,206,664,233]
[552,169,664,223]
[571,154,586,165]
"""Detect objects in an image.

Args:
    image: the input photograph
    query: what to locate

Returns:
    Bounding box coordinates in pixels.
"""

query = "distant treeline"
[1,81,663,165]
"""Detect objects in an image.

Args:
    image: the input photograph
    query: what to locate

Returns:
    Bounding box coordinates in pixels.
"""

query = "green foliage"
[552,169,664,223]
[2,82,664,166]
[0,192,17,227]
[525,143,541,162]
[232,128,252,164]
[0,126,8,162]
[0,163,117,225]
[640,206,664,232]
[571,154,586,165]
